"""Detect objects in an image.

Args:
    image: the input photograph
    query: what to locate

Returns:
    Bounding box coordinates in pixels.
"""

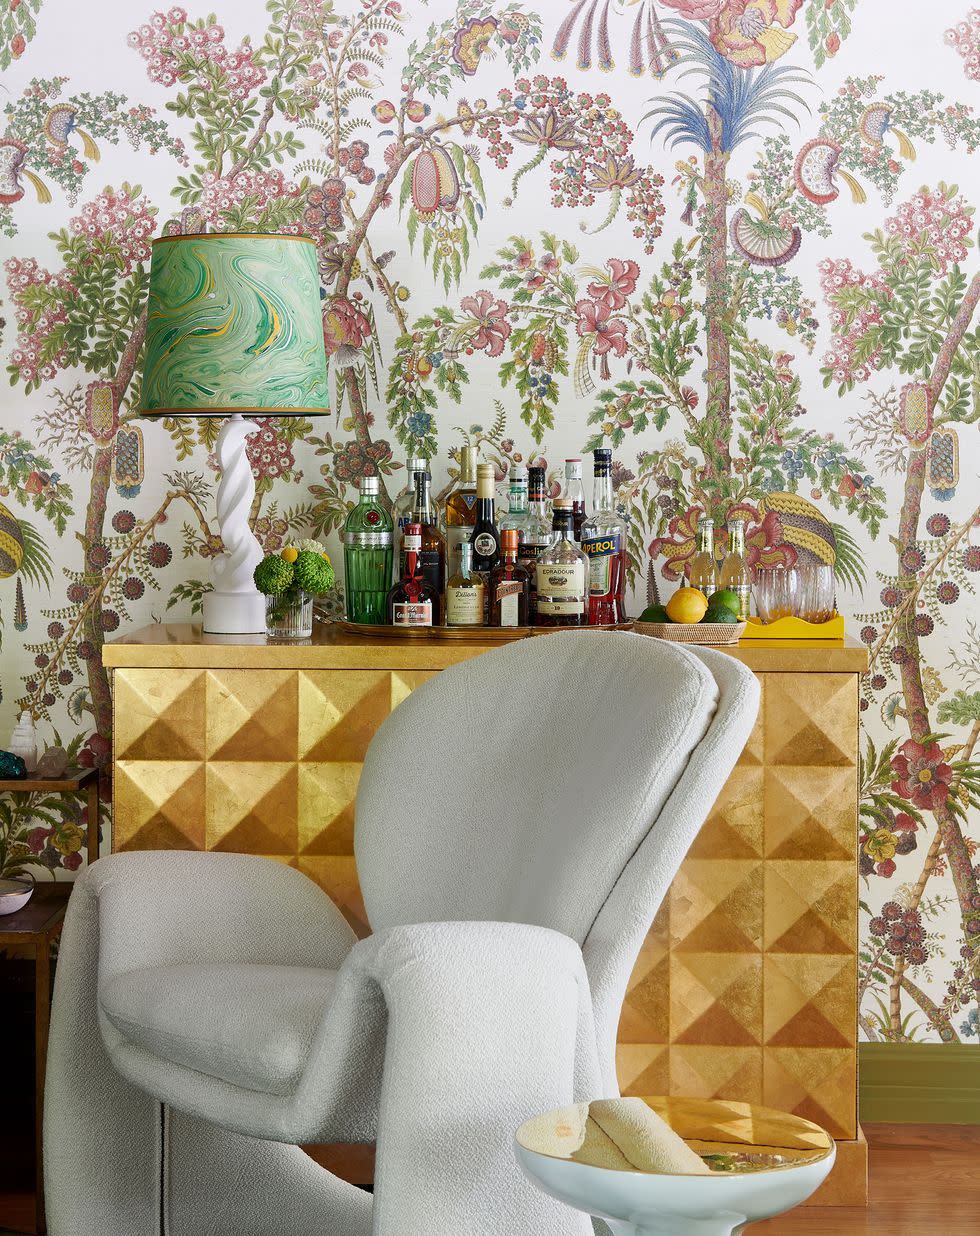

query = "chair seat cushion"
[101,963,336,1096]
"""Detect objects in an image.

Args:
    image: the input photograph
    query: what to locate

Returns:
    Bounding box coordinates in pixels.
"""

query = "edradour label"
[536,561,585,615]
[582,532,620,596]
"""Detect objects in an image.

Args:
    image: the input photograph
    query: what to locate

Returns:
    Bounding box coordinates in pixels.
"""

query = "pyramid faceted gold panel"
[205,670,299,762]
[206,761,298,855]
[298,762,363,856]
[108,644,860,1151]
[114,760,206,851]
[114,668,207,761]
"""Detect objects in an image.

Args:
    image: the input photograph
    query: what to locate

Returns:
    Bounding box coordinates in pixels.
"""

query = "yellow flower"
[53,821,84,856]
[864,829,897,862]
[281,546,299,563]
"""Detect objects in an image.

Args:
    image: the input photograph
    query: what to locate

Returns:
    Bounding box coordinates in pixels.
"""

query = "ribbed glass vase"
[266,588,313,639]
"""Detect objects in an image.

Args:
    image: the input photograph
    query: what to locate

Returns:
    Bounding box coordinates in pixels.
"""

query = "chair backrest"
[355,633,758,987]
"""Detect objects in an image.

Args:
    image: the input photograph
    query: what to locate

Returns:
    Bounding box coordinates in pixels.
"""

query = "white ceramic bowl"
[0,876,35,915]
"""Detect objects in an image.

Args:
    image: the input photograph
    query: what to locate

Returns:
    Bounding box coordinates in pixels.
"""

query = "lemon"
[666,586,709,624]
[281,546,299,563]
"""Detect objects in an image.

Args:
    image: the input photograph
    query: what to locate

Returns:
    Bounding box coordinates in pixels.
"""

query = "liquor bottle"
[499,463,529,540]
[393,456,428,534]
[410,469,447,618]
[518,465,553,621]
[720,518,752,619]
[535,499,588,627]
[446,541,486,627]
[581,448,627,625]
[488,528,530,627]
[387,523,437,627]
[342,476,393,624]
[562,458,587,540]
[470,462,501,572]
[444,444,479,575]
[689,517,717,597]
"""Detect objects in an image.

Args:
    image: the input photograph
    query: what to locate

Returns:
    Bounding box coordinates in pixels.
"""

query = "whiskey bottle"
[342,476,393,624]
[535,499,588,627]
[581,448,627,625]
[689,517,717,597]
[410,469,447,618]
[562,458,587,540]
[488,528,530,627]
[446,541,486,627]
[518,465,553,621]
[444,444,479,575]
[470,462,501,573]
[720,518,752,619]
[499,463,529,541]
[387,523,437,627]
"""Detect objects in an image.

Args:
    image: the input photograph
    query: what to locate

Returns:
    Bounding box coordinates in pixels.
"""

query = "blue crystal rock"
[0,750,27,780]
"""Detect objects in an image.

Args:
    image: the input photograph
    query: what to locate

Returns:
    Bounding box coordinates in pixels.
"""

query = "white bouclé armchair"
[44,631,759,1235]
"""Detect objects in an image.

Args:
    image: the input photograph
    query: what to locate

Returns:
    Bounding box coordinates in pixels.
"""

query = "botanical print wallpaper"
[0,0,978,1045]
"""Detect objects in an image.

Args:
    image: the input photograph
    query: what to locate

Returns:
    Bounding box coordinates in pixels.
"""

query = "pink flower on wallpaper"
[4,256,74,384]
[586,258,639,312]
[128,11,266,98]
[70,188,156,274]
[819,257,891,385]
[945,10,980,82]
[575,298,628,357]
[460,290,512,357]
[322,297,372,356]
[885,187,974,276]
[198,169,301,227]
[890,739,953,812]
[662,0,803,68]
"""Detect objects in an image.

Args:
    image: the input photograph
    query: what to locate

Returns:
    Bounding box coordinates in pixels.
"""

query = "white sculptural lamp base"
[202,413,267,634]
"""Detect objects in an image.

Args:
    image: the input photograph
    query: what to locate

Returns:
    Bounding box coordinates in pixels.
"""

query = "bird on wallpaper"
[0,138,51,205]
[44,104,101,163]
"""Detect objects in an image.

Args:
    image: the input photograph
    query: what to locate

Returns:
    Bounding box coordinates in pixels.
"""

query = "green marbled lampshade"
[141,232,329,416]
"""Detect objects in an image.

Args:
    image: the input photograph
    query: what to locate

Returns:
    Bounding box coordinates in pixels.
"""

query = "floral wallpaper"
[0,0,978,1045]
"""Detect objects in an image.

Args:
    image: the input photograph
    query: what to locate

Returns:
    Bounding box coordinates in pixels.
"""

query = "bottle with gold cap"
[470,462,501,572]
[443,444,479,575]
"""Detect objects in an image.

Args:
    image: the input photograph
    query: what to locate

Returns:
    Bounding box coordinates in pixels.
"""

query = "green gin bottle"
[342,476,393,624]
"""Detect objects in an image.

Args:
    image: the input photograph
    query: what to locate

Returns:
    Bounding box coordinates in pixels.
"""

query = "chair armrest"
[88,850,357,981]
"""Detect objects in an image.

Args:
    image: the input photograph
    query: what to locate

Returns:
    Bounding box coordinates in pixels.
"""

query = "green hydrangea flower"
[254,554,295,596]
[293,549,335,595]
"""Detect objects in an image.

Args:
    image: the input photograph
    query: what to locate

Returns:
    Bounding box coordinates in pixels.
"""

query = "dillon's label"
[447,583,485,625]
[472,531,498,559]
[582,532,621,596]
[392,600,432,627]
[536,561,585,615]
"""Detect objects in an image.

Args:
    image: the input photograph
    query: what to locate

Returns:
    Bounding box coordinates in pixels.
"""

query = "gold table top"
[103,622,868,673]
[516,1096,835,1176]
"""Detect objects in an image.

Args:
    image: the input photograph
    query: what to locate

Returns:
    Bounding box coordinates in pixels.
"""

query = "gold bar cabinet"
[103,624,868,1203]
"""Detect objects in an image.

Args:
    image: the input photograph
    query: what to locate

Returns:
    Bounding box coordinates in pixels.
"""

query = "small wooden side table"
[0,766,101,868]
[0,884,72,1235]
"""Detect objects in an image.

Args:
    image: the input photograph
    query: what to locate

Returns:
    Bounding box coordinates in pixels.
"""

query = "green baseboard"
[859,1043,980,1124]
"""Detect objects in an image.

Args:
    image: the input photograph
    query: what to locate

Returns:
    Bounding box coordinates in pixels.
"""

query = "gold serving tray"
[336,619,634,641]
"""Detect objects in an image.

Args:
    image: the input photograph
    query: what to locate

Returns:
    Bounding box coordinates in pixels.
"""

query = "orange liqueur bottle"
[488,528,529,627]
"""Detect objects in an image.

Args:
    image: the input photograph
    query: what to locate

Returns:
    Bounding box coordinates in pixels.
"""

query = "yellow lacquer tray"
[741,614,845,640]
[336,620,634,641]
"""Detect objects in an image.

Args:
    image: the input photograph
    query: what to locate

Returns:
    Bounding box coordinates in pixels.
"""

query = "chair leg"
[45,878,164,1236]
[166,1109,373,1236]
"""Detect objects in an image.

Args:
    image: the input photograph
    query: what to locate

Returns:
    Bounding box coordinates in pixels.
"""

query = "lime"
[639,604,669,623]
[709,588,740,611]
[702,605,739,624]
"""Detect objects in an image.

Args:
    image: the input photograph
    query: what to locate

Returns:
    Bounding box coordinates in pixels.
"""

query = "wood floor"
[754,1124,979,1234]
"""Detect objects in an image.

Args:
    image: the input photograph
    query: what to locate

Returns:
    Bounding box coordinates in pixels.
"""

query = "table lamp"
[141,232,329,634]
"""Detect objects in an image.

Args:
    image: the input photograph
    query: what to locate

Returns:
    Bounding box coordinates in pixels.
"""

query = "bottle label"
[447,585,484,625]
[473,531,498,558]
[419,548,443,592]
[727,583,752,620]
[582,532,620,596]
[536,561,585,614]
[494,578,523,627]
[392,601,432,627]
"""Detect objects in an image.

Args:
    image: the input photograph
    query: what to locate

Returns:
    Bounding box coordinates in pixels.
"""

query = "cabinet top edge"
[103,623,869,673]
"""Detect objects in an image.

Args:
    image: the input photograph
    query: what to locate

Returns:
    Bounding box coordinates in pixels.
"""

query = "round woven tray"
[633,620,746,647]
